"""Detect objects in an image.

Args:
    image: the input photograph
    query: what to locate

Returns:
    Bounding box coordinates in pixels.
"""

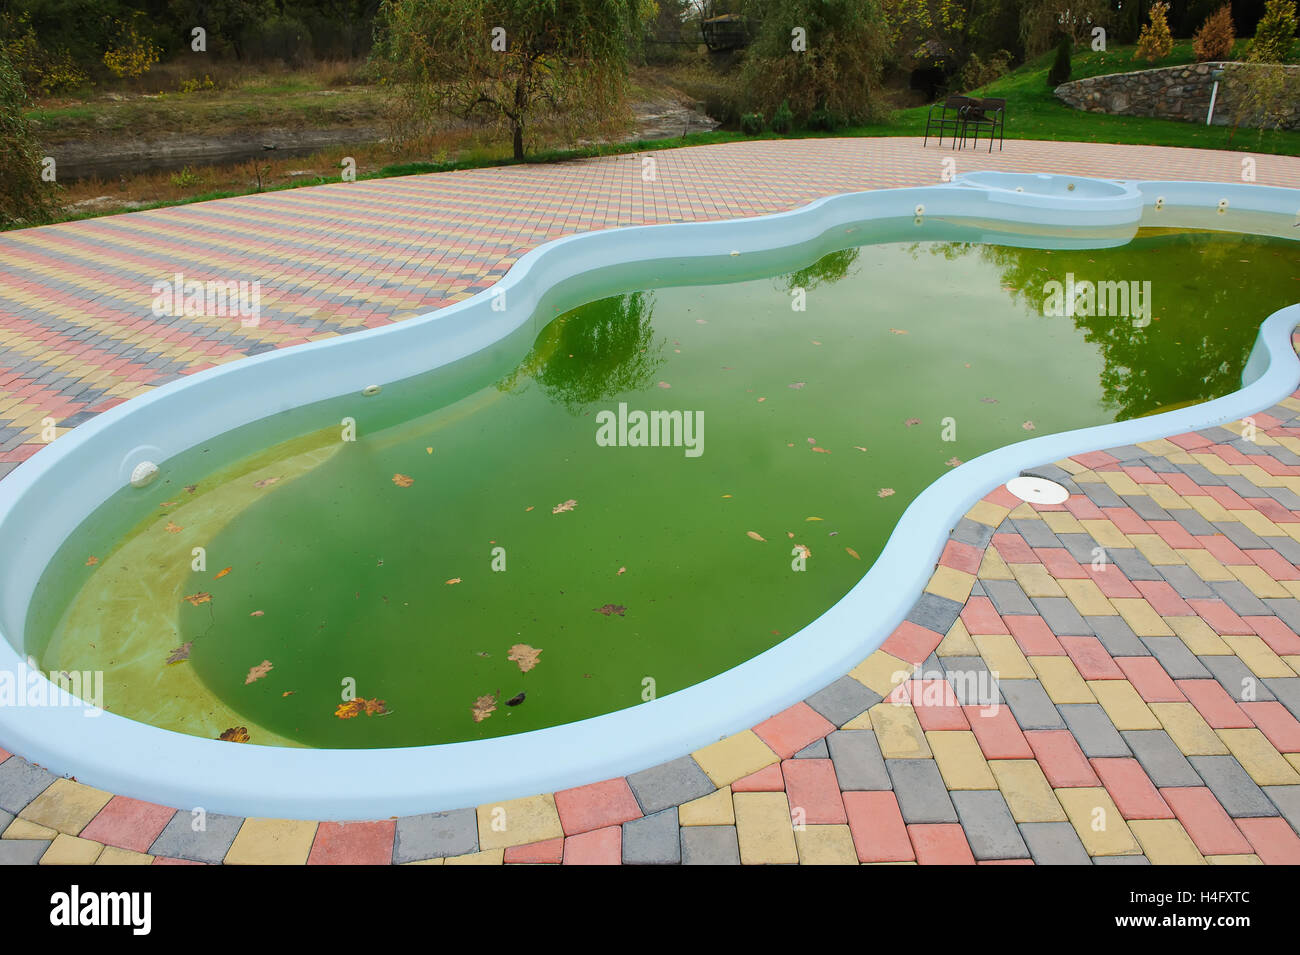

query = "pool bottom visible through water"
[27,225,1300,748]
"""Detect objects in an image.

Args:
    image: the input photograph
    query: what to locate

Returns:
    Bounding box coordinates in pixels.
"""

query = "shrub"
[0,44,60,227]
[959,50,1013,92]
[1193,5,1236,61]
[806,106,841,131]
[740,111,765,134]
[1047,35,1072,87]
[1248,0,1298,63]
[102,19,162,79]
[1136,1,1175,63]
[770,100,794,133]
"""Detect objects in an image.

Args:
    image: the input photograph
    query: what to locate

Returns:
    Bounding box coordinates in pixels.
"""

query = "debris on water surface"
[506,692,526,707]
[593,604,627,616]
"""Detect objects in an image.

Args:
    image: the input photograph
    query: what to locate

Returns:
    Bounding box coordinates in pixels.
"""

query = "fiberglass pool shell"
[0,174,1298,819]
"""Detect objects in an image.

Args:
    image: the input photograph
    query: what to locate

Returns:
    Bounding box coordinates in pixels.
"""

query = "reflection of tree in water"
[920,233,1291,421]
[498,291,665,414]
[776,247,862,293]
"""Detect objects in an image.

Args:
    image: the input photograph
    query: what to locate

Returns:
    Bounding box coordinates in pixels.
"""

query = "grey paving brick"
[999,679,1066,730]
[952,790,1029,860]
[1264,445,1300,466]
[1209,581,1271,616]
[1058,533,1104,565]
[623,807,680,865]
[886,759,958,824]
[148,811,243,864]
[1032,597,1093,635]
[1262,537,1300,565]
[1221,475,1267,498]
[1170,508,1218,536]
[827,730,891,790]
[1106,546,1164,581]
[0,759,56,814]
[1213,521,1270,550]
[1059,704,1130,757]
[951,517,996,549]
[805,676,882,727]
[1123,730,1202,787]
[1264,678,1300,721]
[941,655,1000,705]
[681,825,741,865]
[1158,565,1217,599]
[393,808,479,862]
[1141,637,1212,679]
[627,756,715,815]
[1012,518,1062,549]
[1087,615,1149,656]
[1199,426,1240,445]
[1200,654,1275,702]
[1080,482,1125,507]
[794,739,829,759]
[1262,785,1300,833]
[1143,456,1183,473]
[1021,463,1077,487]
[1263,599,1300,634]
[1094,854,1150,864]
[1176,462,1225,486]
[1189,756,1279,818]
[1264,487,1300,510]
[984,579,1036,616]
[0,839,50,864]
[1102,444,1148,462]
[906,592,964,634]
[1122,495,1172,521]
[1019,821,1092,865]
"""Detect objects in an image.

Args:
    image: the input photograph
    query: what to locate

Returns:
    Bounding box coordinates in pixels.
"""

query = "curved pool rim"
[1,177,1298,819]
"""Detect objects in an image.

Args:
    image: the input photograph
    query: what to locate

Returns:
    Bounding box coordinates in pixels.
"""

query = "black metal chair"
[962,97,1006,152]
[923,95,974,148]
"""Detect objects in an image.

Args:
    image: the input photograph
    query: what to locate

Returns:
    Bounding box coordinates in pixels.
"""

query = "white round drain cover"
[1006,475,1069,505]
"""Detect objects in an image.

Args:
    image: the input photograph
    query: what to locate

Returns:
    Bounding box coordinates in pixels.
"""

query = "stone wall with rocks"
[1055,61,1300,130]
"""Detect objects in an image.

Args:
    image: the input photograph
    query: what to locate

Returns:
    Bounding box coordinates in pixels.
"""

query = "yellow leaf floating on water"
[165,521,182,534]
[85,556,98,566]
[218,727,249,743]
[282,691,295,698]
[446,577,462,585]
[812,447,831,454]
[336,697,387,719]
[183,592,211,606]
[214,566,232,579]
[845,547,861,559]
[854,446,868,452]
[426,447,433,454]
[746,531,766,542]
[806,516,823,521]
[878,488,895,498]
[508,643,543,673]
[525,505,535,512]
[472,694,497,723]
[552,499,577,514]
[393,473,414,488]
[794,544,811,559]
[244,660,273,685]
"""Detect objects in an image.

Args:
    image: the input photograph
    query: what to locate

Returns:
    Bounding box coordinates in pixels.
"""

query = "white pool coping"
[0,176,1297,819]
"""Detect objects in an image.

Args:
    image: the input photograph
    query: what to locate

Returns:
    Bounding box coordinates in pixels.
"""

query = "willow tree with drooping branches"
[373,0,650,160]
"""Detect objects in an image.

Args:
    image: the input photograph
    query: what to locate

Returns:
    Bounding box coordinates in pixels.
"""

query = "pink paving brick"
[1186,599,1255,635]
[1205,486,1251,510]
[732,763,786,792]
[880,620,945,665]
[554,777,643,835]
[979,858,1035,864]
[1168,432,1213,451]
[1072,450,1119,469]
[1133,580,1195,616]
[1116,657,1187,702]
[1175,681,1254,729]
[1064,495,1106,520]
[939,538,984,575]
[1161,472,1207,496]
[0,747,9,762]
[1058,636,1125,680]
[1005,615,1066,656]
[1246,548,1300,580]
[1196,536,1252,565]
[782,759,848,824]
[1025,730,1101,787]
[1122,465,1163,484]
[78,797,176,853]
[1242,616,1300,655]
[992,533,1037,564]
[504,837,565,864]
[752,702,835,759]
[908,824,976,865]
[1160,787,1252,855]
[152,857,204,865]
[963,703,1033,759]
[1101,507,1154,535]
[1238,702,1300,752]
[960,596,1009,635]
[1084,563,1142,598]
[562,825,622,865]
[1090,758,1173,819]
[843,791,913,863]
[1244,497,1300,524]
[1034,548,1088,579]
[1235,817,1300,865]
[1146,521,1201,550]
[982,486,1021,509]
[307,820,397,865]
[908,679,970,731]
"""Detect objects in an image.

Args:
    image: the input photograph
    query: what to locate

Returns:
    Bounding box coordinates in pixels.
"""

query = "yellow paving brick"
[1009,563,1065,598]
[971,633,1035,679]
[1129,534,1184,566]
[1055,788,1142,856]
[926,731,997,789]
[1222,635,1294,678]
[1111,598,1175,637]
[18,779,112,835]
[1089,680,1162,730]
[39,834,104,865]
[1206,854,1264,864]
[1128,819,1206,865]
[693,731,780,786]
[1232,509,1283,539]
[1287,753,1300,775]
[990,760,1066,822]
[937,617,979,657]
[1190,452,1239,476]
[1150,702,1230,755]
[926,566,976,603]
[1236,464,1284,488]
[3,819,56,840]
[1136,438,1184,456]
[445,849,505,865]
[95,846,154,865]
[476,793,564,850]
[224,818,318,865]
[734,791,798,865]
[966,500,1010,527]
[1072,469,1101,482]
[794,824,859,865]
[679,786,734,826]
[1056,457,1089,475]
[1177,548,1235,581]
[402,858,445,865]
[1167,616,1234,655]
[1060,578,1117,616]
[1146,484,1190,510]
[1229,565,1292,599]
[1008,503,1039,520]
[1080,519,1131,549]
[1283,523,1300,545]
[1185,496,1236,523]
[1282,582,1300,602]
[849,650,915,697]
[869,702,932,758]
[1099,471,1143,496]
[1030,656,1095,704]
[1042,511,1086,534]
[977,545,1015,580]
[1216,729,1300,786]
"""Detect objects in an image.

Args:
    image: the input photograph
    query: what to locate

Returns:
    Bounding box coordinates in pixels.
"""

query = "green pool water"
[26,221,1300,748]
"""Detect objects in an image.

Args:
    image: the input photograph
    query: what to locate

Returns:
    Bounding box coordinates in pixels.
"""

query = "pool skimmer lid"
[1006,475,1069,505]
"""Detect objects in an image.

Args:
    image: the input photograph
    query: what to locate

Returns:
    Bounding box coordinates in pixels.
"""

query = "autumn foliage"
[1136,1,1175,63]
[1194,5,1236,61]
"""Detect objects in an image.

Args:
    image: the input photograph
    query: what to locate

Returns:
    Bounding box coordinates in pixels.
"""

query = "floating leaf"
[508,643,543,673]
[657,381,671,389]
[165,521,183,534]
[160,502,177,508]
[165,642,192,665]
[360,697,388,716]
[426,447,433,454]
[446,577,462,585]
[789,382,805,390]
[806,516,823,521]
[245,659,273,685]
[853,446,868,452]
[183,592,211,606]
[184,484,197,494]
[905,418,921,427]
[877,488,895,498]
[335,699,362,719]
[249,610,264,617]
[786,531,795,538]
[746,531,766,542]
[617,566,626,575]
[811,340,822,345]
[393,473,414,488]
[506,691,525,707]
[946,457,963,467]
[757,397,766,402]
[794,544,811,559]
[552,499,577,514]
[889,328,908,335]
[472,694,497,723]
[282,691,295,697]
[593,604,627,616]
[812,447,831,454]
[980,397,999,404]
[253,476,280,489]
[1022,420,1036,431]
[845,547,861,559]
[214,566,232,579]
[85,556,98,566]
[525,505,535,511]
[218,727,250,743]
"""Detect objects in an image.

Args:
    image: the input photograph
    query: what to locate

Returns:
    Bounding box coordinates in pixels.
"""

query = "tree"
[1047,32,1071,85]
[373,0,645,161]
[1136,1,1175,62]
[1193,5,1236,60]
[1248,0,1298,61]
[0,43,60,228]
[1018,0,1111,59]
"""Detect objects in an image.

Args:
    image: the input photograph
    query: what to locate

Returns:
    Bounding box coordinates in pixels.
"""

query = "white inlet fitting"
[1154,196,1165,210]
[1006,475,1069,505]
[914,204,925,217]
[363,384,382,396]
[1217,198,1229,214]
[130,461,159,488]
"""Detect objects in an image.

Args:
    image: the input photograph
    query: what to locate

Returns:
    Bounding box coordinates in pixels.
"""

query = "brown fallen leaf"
[165,642,192,665]
[337,696,389,718]
[747,531,766,542]
[393,473,414,488]
[282,691,295,698]
[853,446,868,452]
[617,566,626,575]
[552,499,577,514]
[845,547,861,560]
[426,447,433,454]
[905,418,921,428]
[794,544,811,559]
[245,660,273,685]
[446,577,462,585]
[508,643,543,673]
[160,502,177,508]
[85,556,98,566]
[890,328,909,335]
[946,457,963,467]
[472,693,498,723]
[214,566,232,579]
[812,447,831,454]
[249,610,264,617]
[165,521,183,534]
[657,381,671,389]
[878,488,895,498]
[253,476,280,489]
[185,484,197,494]
[183,592,212,606]
[593,604,627,616]
[525,505,535,512]
[1022,420,1036,431]
[218,727,250,743]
